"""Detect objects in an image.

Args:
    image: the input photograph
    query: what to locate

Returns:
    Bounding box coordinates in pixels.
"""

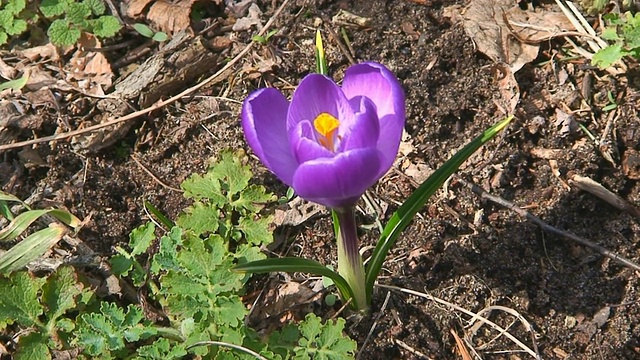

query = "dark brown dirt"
[2,0,640,359]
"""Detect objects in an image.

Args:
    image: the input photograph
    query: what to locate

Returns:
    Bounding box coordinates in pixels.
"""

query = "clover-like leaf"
[48,19,81,46]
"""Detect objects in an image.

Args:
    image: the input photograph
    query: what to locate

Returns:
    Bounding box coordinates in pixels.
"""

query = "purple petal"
[290,120,334,163]
[287,74,356,134]
[241,88,297,185]
[341,62,405,174]
[292,148,383,208]
[339,96,380,152]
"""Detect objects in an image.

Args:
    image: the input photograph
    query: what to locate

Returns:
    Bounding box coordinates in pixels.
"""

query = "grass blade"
[234,257,354,305]
[365,116,513,295]
[0,223,66,273]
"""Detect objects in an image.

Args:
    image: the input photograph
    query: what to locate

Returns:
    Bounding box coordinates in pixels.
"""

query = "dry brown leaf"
[146,0,195,34]
[18,43,59,62]
[504,7,576,43]
[126,0,156,18]
[492,62,520,114]
[456,0,539,72]
[66,33,114,95]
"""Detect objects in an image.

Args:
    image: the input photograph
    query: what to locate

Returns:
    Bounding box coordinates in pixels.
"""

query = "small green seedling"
[132,23,168,42]
[602,90,618,112]
[252,28,278,45]
[592,11,640,69]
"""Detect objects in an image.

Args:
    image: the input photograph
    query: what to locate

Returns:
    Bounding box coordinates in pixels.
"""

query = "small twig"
[321,16,357,65]
[130,154,182,192]
[356,291,391,360]
[457,177,640,271]
[375,283,539,358]
[570,174,640,219]
[395,339,433,360]
[0,0,291,153]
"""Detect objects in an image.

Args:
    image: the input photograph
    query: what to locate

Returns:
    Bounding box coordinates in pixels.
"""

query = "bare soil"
[2,0,640,359]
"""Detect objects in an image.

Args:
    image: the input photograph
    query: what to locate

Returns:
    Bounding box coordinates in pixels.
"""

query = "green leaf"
[0,208,78,242]
[66,2,91,24]
[0,223,67,273]
[0,73,28,92]
[133,22,154,38]
[0,271,45,330]
[152,31,168,42]
[83,0,106,15]
[129,222,156,256]
[144,200,175,229]
[592,43,625,69]
[109,253,133,276]
[601,27,621,41]
[5,0,27,15]
[137,338,188,359]
[365,116,514,300]
[232,185,275,212]
[294,314,356,360]
[6,18,27,36]
[90,15,121,38]
[42,266,87,324]
[237,216,272,246]
[176,202,220,236]
[40,0,68,17]
[0,32,7,46]
[15,332,51,360]
[150,226,183,274]
[48,19,81,46]
[216,151,253,198]
[181,172,226,205]
[315,30,328,75]
[234,258,355,305]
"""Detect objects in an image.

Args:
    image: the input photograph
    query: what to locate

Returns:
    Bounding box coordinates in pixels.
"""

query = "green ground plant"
[593,11,640,69]
[0,0,121,47]
[0,150,357,359]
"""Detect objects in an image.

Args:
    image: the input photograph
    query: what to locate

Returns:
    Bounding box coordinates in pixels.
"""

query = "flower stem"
[334,206,368,311]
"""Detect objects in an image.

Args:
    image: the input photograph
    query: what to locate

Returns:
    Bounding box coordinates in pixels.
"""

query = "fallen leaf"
[455,0,539,72]
[66,33,114,95]
[232,3,263,32]
[554,108,577,137]
[504,6,576,43]
[492,62,520,114]
[18,43,59,62]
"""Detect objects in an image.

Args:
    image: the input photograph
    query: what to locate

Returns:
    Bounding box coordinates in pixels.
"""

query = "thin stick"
[375,283,538,358]
[457,177,640,271]
[131,154,182,192]
[356,291,391,360]
[0,0,291,153]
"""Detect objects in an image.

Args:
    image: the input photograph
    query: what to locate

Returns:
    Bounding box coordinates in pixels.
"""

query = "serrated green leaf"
[42,266,86,324]
[237,216,272,246]
[0,272,45,330]
[0,223,66,273]
[48,19,81,46]
[40,0,68,17]
[181,172,226,205]
[83,0,105,15]
[232,185,275,212]
[176,202,220,235]
[90,15,121,38]
[137,338,187,359]
[66,2,91,24]
[234,243,265,264]
[6,18,27,36]
[15,332,51,360]
[211,296,246,328]
[0,11,12,30]
[601,27,621,41]
[592,43,625,68]
[5,0,27,15]
[216,151,252,197]
[129,222,155,256]
[295,314,356,360]
[150,226,182,274]
[0,32,8,46]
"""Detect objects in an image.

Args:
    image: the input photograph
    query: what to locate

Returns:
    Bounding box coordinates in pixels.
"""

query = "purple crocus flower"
[241,62,405,208]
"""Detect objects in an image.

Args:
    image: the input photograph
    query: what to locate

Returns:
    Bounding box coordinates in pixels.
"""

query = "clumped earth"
[2,0,640,359]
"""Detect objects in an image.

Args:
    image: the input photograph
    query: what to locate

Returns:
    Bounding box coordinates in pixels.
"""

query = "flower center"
[313,112,340,151]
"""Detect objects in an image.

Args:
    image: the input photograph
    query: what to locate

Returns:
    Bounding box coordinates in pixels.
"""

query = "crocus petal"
[287,74,356,133]
[292,148,383,208]
[241,88,297,185]
[342,62,405,174]
[339,96,380,152]
[291,120,334,163]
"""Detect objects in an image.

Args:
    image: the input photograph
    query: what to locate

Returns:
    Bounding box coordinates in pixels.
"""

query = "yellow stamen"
[313,113,340,151]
